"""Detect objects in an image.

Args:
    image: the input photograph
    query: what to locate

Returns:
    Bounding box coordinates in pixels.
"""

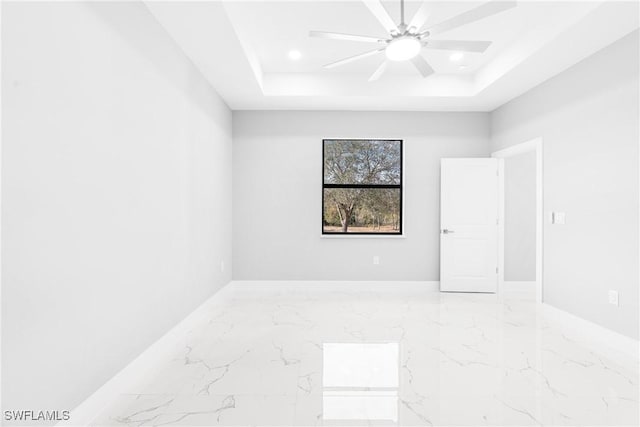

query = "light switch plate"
[373,256,380,265]
[608,290,619,306]
[551,212,566,225]
[556,212,566,224]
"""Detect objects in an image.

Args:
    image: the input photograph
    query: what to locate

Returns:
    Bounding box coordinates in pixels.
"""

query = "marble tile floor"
[91,284,639,426]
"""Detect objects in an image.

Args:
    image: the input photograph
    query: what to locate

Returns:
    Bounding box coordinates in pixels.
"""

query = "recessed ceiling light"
[459,65,468,70]
[449,52,464,62]
[288,49,302,61]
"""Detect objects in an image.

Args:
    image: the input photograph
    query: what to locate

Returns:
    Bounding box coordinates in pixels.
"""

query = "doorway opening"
[492,138,543,303]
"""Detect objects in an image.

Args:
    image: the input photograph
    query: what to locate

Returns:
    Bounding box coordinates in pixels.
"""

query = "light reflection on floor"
[323,342,399,423]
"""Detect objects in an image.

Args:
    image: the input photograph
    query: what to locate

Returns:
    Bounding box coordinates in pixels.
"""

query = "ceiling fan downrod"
[397,0,407,33]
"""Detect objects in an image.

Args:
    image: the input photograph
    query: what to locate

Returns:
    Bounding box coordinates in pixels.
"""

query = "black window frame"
[322,138,403,236]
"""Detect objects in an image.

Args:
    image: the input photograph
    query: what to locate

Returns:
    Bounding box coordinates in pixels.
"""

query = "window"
[322,139,402,235]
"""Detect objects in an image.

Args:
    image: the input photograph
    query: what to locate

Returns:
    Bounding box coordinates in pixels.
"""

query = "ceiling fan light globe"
[385,37,421,61]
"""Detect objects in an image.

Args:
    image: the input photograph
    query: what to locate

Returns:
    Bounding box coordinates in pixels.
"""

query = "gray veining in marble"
[90,284,639,426]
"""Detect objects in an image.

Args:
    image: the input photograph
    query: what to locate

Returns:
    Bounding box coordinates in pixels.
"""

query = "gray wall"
[491,30,639,339]
[232,111,490,281]
[504,151,536,281]
[2,2,233,414]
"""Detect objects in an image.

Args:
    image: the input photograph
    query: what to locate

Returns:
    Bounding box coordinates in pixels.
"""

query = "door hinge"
[496,267,499,274]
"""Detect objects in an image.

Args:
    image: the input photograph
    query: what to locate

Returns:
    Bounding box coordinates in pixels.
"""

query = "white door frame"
[491,138,543,303]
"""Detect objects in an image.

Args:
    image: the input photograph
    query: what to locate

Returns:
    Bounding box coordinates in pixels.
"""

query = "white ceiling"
[227,1,532,75]
[145,0,639,111]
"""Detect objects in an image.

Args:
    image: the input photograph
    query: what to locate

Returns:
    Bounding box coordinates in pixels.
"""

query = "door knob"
[442,229,455,234]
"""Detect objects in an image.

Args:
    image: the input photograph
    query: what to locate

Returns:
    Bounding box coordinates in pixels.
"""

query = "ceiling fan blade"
[324,48,385,69]
[408,0,431,32]
[425,40,492,53]
[309,31,387,44]
[425,0,516,36]
[368,60,389,81]
[411,55,434,78]
[362,0,398,33]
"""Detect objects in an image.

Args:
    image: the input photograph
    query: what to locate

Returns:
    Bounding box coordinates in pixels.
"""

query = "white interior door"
[440,158,499,293]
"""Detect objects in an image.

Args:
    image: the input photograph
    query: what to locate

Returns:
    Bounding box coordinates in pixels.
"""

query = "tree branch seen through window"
[322,139,402,235]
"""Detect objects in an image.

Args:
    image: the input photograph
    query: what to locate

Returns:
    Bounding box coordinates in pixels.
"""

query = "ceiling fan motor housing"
[386,36,422,61]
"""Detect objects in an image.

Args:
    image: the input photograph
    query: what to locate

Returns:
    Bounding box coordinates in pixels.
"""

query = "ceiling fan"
[310,0,516,81]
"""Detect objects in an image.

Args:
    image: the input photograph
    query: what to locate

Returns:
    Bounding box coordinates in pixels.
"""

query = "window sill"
[321,234,407,239]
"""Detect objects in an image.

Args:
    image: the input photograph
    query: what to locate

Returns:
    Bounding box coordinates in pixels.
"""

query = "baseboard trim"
[502,281,536,291]
[542,302,639,364]
[230,280,440,293]
[59,283,235,426]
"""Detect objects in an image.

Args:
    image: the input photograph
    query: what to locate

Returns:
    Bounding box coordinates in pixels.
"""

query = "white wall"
[2,1,232,414]
[233,111,490,281]
[504,151,536,281]
[491,30,639,339]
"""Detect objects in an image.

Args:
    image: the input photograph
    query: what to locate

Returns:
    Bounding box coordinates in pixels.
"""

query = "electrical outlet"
[373,256,380,265]
[608,290,619,306]
[220,260,225,273]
